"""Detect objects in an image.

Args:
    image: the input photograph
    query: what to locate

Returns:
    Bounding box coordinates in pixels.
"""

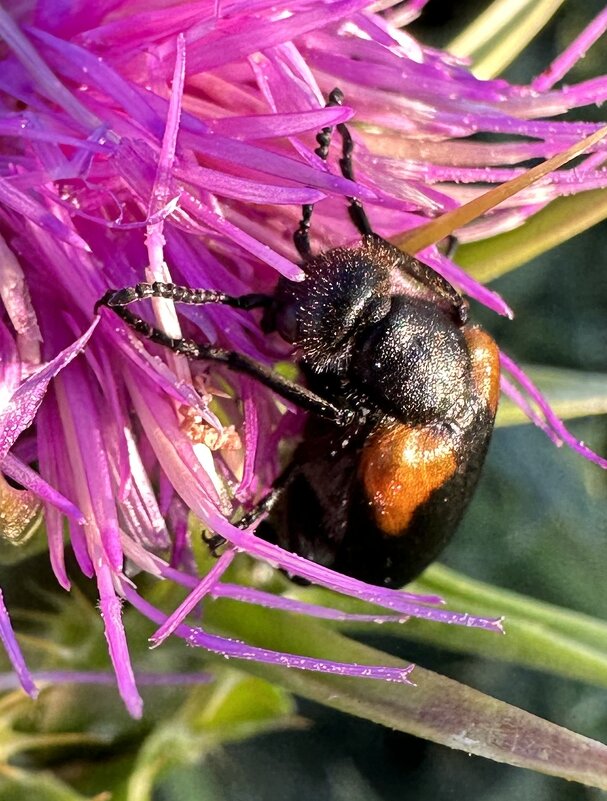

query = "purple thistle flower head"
[0,0,606,717]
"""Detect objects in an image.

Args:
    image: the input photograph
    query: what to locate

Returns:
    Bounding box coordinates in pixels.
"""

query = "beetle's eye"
[276,303,300,344]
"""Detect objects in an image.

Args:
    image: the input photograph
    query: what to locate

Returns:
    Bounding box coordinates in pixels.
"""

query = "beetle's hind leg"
[204,464,296,555]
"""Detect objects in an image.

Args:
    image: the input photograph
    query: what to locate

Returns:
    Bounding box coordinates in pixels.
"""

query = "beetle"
[96,88,500,589]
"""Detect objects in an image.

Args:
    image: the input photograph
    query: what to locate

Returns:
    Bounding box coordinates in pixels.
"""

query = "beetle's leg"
[328,93,467,324]
[294,203,315,261]
[443,235,458,260]
[204,464,296,555]
[336,123,374,237]
[95,283,272,314]
[330,91,466,326]
[294,88,349,260]
[237,462,295,531]
[201,531,227,557]
[100,303,355,425]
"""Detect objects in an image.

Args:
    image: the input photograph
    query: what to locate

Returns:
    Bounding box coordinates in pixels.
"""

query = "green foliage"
[202,599,607,789]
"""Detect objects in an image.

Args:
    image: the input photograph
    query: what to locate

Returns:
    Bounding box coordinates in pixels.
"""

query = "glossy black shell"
[259,236,498,588]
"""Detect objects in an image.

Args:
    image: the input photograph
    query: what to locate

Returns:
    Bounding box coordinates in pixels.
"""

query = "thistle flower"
[0,0,606,730]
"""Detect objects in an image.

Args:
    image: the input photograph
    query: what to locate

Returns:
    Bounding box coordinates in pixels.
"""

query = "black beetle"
[96,89,499,588]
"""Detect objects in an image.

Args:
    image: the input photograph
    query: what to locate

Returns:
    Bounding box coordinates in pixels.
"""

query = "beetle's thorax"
[273,238,391,371]
[273,237,476,426]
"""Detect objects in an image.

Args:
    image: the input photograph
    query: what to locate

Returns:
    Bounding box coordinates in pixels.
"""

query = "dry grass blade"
[394,125,607,256]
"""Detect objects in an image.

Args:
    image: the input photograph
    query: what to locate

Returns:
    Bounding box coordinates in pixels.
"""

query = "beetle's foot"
[202,531,227,557]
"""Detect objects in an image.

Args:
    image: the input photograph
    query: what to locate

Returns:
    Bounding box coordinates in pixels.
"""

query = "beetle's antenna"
[332,113,374,237]
[294,88,376,259]
[293,92,340,260]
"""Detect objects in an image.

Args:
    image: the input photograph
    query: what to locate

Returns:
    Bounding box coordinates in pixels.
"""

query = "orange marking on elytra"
[464,326,500,414]
[360,425,457,536]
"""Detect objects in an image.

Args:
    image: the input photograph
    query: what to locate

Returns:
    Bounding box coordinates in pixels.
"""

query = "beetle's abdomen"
[464,325,500,417]
[335,323,500,586]
[358,322,499,541]
[360,423,458,536]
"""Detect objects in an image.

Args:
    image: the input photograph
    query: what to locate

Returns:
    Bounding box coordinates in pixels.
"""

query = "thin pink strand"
[532,7,607,93]
[500,353,607,469]
[150,549,236,646]
[94,556,143,718]
[125,584,416,684]
[0,588,38,698]
[499,374,561,446]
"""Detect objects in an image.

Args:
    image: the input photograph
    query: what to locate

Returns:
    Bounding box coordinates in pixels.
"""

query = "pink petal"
[0,319,98,461]
[0,588,38,698]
